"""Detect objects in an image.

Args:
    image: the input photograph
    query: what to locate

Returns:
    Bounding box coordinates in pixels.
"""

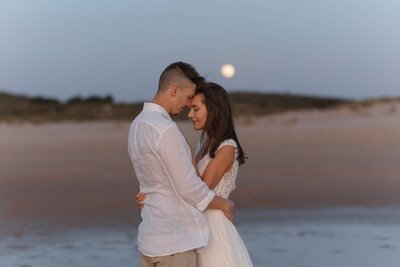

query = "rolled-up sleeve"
[158,126,215,211]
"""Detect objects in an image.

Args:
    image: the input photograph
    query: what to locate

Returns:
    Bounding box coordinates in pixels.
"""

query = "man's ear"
[170,84,178,97]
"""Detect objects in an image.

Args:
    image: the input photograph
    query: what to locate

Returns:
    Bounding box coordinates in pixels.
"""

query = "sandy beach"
[1,101,400,229]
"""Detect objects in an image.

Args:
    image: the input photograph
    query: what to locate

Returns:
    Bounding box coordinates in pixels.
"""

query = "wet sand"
[2,208,400,267]
[1,101,400,229]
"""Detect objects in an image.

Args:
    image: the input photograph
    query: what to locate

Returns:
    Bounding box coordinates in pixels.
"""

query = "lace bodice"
[196,139,239,199]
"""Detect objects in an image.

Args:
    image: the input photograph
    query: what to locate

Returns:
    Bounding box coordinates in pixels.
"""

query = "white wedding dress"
[197,139,253,267]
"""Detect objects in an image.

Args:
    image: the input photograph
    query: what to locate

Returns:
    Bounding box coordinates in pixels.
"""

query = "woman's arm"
[201,145,235,189]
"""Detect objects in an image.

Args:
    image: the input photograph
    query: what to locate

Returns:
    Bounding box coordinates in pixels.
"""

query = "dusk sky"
[1,0,399,102]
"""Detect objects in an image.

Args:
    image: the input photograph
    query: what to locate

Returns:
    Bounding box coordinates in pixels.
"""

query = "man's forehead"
[187,83,196,94]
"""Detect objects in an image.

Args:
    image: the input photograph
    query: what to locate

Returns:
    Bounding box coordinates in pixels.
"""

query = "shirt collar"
[143,102,172,120]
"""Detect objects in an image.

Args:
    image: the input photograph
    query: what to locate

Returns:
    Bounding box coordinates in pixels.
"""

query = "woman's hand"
[135,192,146,209]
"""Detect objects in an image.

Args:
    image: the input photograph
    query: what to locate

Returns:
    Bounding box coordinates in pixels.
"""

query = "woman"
[137,82,253,267]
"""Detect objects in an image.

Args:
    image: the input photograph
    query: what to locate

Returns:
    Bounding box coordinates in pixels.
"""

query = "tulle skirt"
[198,209,253,267]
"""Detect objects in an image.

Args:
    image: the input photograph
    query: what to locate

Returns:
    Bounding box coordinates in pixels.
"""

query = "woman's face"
[188,94,207,131]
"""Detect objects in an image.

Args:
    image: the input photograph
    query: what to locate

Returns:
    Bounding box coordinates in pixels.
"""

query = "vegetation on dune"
[0,92,142,122]
[228,92,348,116]
[0,90,396,122]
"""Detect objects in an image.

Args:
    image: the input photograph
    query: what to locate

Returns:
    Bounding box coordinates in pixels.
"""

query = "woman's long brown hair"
[195,82,246,165]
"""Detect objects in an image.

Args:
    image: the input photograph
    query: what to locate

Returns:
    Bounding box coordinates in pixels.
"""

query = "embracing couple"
[128,62,253,267]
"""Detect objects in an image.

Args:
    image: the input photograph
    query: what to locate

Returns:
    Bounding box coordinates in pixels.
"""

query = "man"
[128,62,234,267]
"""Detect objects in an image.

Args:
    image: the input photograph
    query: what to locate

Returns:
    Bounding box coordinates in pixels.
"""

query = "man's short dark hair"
[158,62,205,92]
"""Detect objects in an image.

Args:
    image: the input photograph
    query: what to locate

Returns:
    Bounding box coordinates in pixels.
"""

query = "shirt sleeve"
[158,126,215,211]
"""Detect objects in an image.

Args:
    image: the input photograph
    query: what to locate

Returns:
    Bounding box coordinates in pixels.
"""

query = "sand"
[1,101,400,229]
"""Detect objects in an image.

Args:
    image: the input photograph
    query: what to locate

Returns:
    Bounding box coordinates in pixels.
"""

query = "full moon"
[220,64,235,79]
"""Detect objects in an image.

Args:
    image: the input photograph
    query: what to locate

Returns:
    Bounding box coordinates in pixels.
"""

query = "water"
[1,207,400,267]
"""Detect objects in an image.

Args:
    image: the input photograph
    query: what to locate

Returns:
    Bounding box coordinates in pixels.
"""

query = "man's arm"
[158,126,225,212]
[135,190,234,222]
[183,136,201,177]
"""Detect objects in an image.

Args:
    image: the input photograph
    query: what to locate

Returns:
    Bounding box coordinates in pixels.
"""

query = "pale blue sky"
[0,0,399,102]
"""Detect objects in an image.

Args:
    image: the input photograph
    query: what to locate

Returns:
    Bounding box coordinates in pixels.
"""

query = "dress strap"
[217,139,238,151]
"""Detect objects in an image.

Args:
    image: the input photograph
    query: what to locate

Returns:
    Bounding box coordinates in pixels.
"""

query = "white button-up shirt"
[128,102,215,257]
